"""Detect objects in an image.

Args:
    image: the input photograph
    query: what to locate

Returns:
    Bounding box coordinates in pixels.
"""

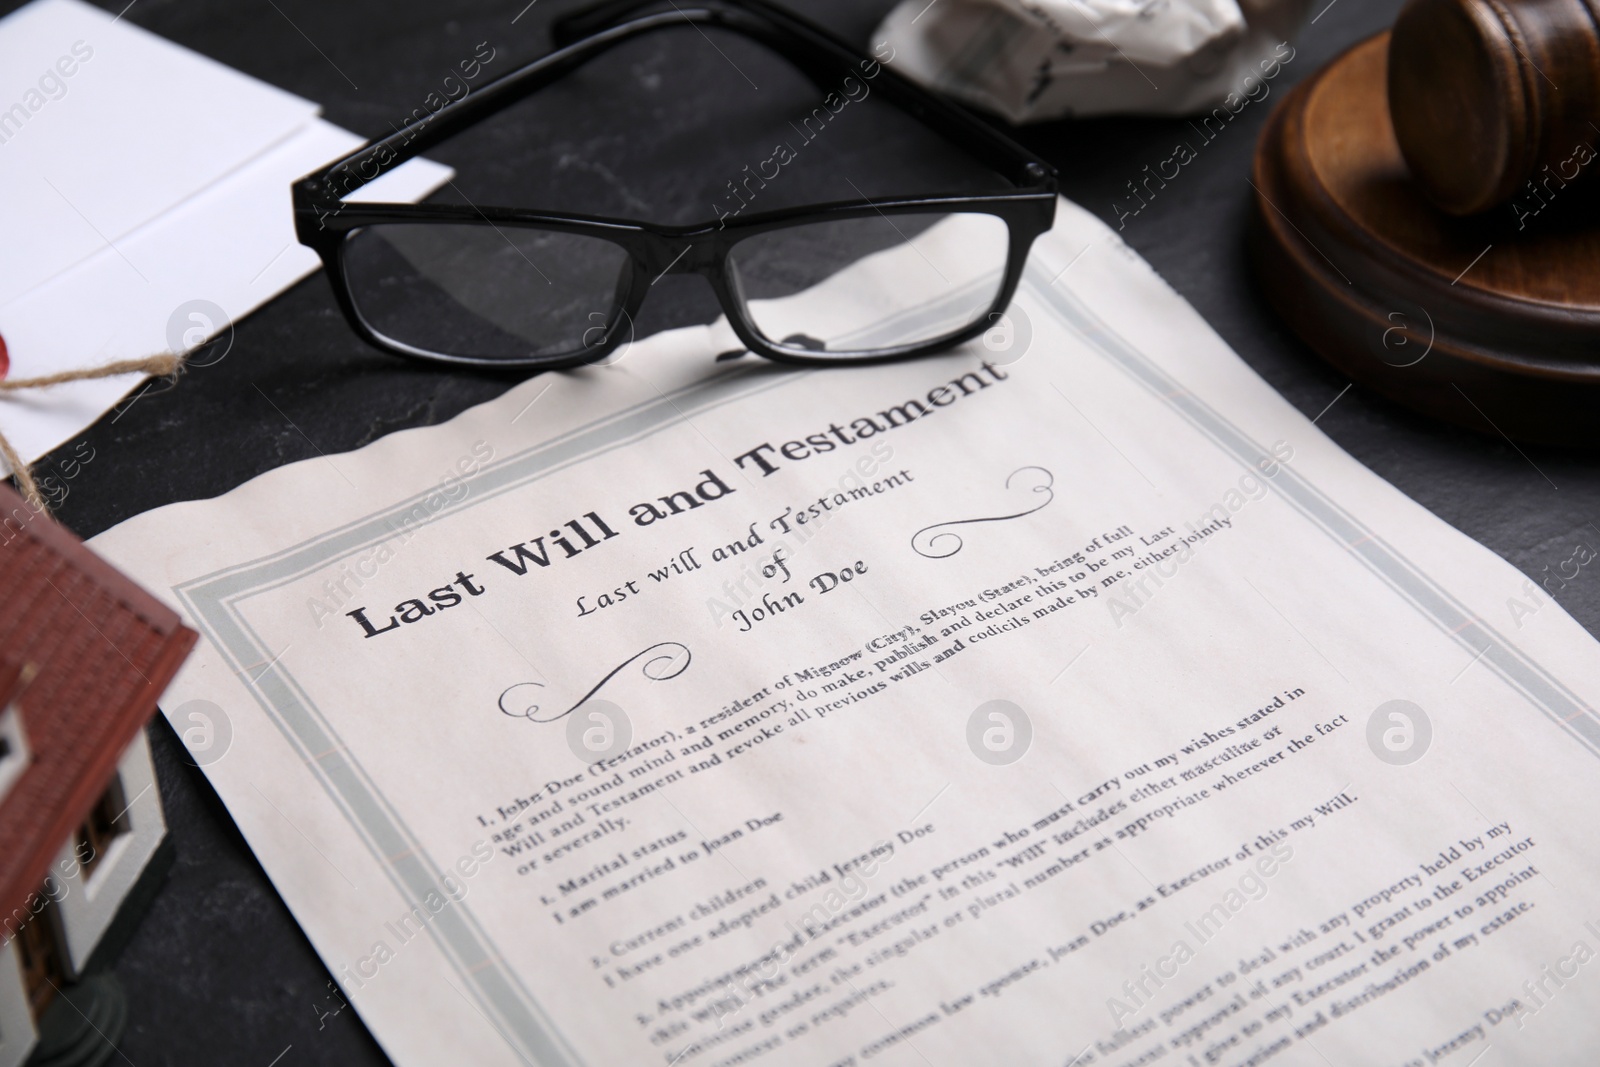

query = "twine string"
[0,353,185,513]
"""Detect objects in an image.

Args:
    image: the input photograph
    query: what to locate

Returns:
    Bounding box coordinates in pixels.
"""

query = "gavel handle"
[1387,0,1600,215]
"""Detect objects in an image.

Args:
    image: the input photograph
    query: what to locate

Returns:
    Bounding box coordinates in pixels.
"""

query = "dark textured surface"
[6,0,1596,1062]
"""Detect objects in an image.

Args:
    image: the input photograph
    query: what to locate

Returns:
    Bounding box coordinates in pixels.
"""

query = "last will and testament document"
[93,199,1600,1066]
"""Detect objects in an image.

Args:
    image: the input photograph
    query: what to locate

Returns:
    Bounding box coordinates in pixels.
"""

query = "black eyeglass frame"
[291,0,1059,370]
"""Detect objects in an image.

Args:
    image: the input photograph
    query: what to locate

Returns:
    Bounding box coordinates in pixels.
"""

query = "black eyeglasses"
[292,0,1058,370]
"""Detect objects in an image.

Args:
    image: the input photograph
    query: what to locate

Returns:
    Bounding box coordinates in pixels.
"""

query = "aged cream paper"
[94,199,1600,1067]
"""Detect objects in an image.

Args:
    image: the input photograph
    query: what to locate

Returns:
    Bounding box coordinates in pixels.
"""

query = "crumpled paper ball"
[872,0,1312,121]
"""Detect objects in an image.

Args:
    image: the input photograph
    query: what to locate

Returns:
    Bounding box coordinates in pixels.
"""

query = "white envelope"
[0,0,457,475]
[0,118,451,470]
[0,0,321,308]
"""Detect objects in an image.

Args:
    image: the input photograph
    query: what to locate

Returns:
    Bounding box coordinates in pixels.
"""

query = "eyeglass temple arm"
[296,10,699,209]
[555,0,1056,190]
[550,0,836,78]
[295,0,1053,214]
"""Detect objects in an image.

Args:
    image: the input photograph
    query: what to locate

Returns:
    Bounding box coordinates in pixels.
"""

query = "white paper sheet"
[0,0,454,472]
[0,119,451,470]
[0,0,318,307]
[91,199,1600,1066]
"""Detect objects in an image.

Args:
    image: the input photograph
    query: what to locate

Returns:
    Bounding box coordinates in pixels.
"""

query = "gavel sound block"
[1250,32,1600,445]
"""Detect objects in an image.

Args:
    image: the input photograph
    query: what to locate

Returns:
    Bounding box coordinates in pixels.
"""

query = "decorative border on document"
[1018,263,1600,758]
[175,368,805,1067]
[170,232,1600,1067]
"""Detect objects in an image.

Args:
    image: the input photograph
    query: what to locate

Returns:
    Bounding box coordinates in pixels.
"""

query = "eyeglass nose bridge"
[641,234,727,282]
[621,229,762,359]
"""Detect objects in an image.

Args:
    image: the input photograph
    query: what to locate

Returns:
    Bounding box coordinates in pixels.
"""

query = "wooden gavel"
[1387,0,1600,214]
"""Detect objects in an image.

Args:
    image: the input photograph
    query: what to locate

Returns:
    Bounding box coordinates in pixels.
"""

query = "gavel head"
[1387,0,1600,214]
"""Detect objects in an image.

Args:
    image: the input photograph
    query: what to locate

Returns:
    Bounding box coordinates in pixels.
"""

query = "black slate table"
[9,0,1597,1062]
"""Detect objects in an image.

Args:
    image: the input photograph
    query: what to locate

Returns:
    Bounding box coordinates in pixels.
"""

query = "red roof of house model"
[0,482,195,923]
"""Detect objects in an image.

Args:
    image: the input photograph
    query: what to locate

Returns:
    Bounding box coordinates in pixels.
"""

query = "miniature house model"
[0,483,194,1067]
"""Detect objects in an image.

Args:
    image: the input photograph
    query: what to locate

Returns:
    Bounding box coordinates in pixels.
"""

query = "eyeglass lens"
[726,211,1010,357]
[342,223,632,361]
[340,210,1008,363]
